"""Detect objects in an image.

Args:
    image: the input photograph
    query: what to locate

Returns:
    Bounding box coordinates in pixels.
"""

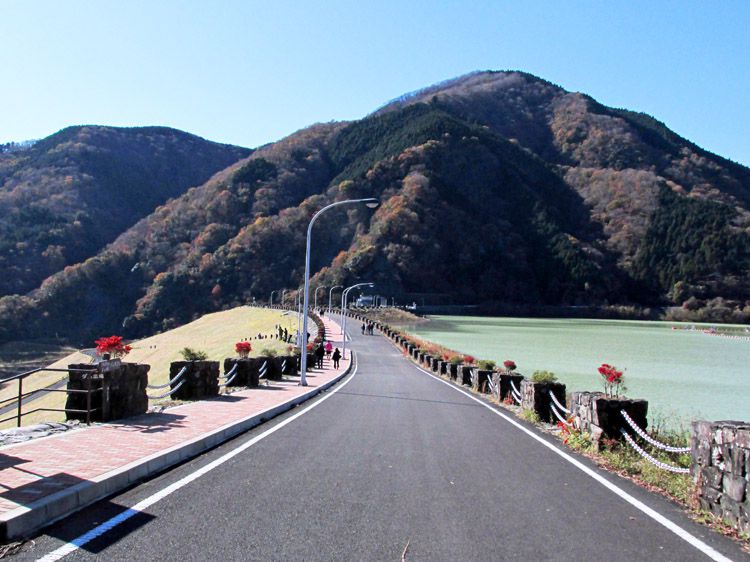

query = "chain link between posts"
[620,410,690,453]
[620,428,690,473]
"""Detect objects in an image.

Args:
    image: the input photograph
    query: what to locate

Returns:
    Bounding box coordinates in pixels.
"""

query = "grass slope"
[0,306,292,429]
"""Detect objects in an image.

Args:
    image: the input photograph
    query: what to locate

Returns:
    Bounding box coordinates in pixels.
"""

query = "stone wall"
[692,420,750,532]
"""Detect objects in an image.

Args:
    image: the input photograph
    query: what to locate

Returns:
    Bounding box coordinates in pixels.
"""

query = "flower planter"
[569,391,648,443]
[459,365,473,386]
[497,373,525,401]
[439,361,448,376]
[431,357,440,373]
[471,368,493,393]
[66,360,149,422]
[520,380,566,423]
[169,361,219,400]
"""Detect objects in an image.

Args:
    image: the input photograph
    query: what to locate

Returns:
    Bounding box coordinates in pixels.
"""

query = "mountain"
[0,126,250,297]
[2,71,749,344]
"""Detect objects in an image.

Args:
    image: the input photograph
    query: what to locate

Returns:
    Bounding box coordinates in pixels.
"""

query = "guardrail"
[0,366,101,426]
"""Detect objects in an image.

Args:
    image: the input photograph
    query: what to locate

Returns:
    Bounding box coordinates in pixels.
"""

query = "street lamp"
[314,286,326,311]
[296,286,303,346]
[328,285,343,314]
[341,282,374,359]
[299,198,379,386]
[269,290,278,306]
[281,289,288,308]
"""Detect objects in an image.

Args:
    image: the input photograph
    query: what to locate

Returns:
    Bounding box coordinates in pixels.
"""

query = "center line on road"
[412,363,734,562]
[35,357,359,562]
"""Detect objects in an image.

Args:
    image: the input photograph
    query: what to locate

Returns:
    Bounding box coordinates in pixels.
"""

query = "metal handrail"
[0,367,96,384]
[0,366,101,427]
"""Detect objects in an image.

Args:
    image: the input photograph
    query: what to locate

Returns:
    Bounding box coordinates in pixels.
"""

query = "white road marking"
[413,364,733,562]
[35,358,359,561]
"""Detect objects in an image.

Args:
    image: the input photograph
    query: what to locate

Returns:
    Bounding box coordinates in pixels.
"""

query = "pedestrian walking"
[325,340,333,359]
[315,342,325,369]
[361,323,366,335]
[332,348,341,368]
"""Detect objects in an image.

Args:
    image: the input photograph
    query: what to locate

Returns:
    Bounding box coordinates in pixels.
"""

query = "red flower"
[235,342,252,357]
[503,360,517,372]
[94,335,132,358]
[463,355,475,364]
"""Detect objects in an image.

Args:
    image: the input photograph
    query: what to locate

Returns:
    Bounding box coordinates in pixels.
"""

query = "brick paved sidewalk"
[0,314,351,541]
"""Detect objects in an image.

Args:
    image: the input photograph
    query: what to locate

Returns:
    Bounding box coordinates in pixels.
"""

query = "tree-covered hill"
[0,125,250,296]
[2,71,749,344]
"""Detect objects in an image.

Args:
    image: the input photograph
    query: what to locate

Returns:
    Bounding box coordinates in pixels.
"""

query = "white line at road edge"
[414,365,734,562]
[35,357,359,562]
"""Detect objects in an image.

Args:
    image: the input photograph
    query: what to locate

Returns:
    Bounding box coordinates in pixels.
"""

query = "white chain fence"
[620,428,690,474]
[218,364,239,388]
[147,378,186,400]
[620,410,690,453]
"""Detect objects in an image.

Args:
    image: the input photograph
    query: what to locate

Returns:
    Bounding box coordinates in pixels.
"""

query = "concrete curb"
[0,359,354,542]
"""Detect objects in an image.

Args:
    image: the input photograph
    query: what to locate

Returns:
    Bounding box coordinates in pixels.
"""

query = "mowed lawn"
[0,306,295,429]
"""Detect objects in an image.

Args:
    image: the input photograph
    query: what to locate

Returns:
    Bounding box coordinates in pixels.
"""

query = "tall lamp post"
[281,289,288,309]
[314,286,326,311]
[269,290,278,306]
[299,198,379,386]
[296,286,303,346]
[328,285,343,314]
[341,282,374,359]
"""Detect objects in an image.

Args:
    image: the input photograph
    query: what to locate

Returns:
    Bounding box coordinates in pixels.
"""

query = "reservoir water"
[402,316,750,428]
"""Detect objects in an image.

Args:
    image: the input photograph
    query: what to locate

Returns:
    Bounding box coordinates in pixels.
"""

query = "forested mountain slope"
[0,125,250,296]
[2,71,748,344]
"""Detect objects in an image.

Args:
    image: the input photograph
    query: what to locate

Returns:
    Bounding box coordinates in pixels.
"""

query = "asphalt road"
[8,329,749,561]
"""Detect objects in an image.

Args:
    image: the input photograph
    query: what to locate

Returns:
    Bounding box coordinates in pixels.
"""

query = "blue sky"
[2,1,749,166]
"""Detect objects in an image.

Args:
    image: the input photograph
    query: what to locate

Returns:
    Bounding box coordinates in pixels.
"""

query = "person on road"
[332,347,341,368]
[361,323,366,335]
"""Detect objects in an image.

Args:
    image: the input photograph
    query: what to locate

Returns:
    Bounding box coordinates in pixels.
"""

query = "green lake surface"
[401,316,750,428]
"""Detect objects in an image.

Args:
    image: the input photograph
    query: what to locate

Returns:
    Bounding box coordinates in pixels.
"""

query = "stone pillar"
[66,360,149,422]
[691,420,750,532]
[569,391,648,443]
[471,369,493,393]
[448,363,459,380]
[520,380,566,423]
[169,361,219,400]
[223,358,252,387]
[497,373,525,402]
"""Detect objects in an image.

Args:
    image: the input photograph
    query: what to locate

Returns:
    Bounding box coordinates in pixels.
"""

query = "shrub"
[180,347,208,361]
[476,359,496,371]
[531,370,557,383]
[520,408,541,423]
[260,347,278,357]
[448,355,462,365]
